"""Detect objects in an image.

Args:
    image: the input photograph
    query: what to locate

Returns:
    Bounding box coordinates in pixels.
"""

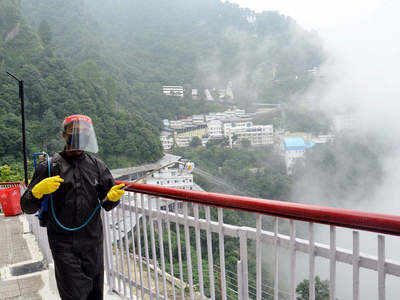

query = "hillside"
[0,0,163,168]
[1,0,325,171]
[21,0,324,105]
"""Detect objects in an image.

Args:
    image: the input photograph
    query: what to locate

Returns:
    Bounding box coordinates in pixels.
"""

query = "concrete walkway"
[0,214,123,300]
[0,214,43,299]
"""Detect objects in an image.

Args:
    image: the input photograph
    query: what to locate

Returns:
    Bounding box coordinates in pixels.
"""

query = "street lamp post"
[6,72,28,185]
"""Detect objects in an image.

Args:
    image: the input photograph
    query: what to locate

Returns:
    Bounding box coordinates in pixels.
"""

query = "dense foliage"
[0,0,163,168]
[21,0,324,106]
[1,0,324,171]
[296,276,330,300]
[174,143,291,200]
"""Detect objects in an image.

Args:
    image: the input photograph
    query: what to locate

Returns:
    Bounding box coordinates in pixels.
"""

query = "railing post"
[194,204,204,299]
[102,210,113,292]
[156,198,168,300]
[274,217,279,300]
[290,220,296,300]
[121,195,133,300]
[239,229,248,299]
[330,226,336,300]
[237,260,243,300]
[175,202,185,299]
[128,192,139,299]
[116,199,127,297]
[134,193,145,299]
[378,235,386,300]
[353,231,360,300]
[218,208,227,300]
[166,201,176,299]
[205,206,216,299]
[309,222,315,300]
[184,203,194,299]
[148,196,160,299]
[141,194,153,299]
[256,215,262,300]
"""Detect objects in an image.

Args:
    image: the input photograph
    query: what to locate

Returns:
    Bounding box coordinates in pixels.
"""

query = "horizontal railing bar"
[121,202,400,277]
[0,181,22,185]
[117,181,400,236]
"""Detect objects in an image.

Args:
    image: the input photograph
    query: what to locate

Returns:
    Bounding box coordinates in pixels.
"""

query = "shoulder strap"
[49,153,61,177]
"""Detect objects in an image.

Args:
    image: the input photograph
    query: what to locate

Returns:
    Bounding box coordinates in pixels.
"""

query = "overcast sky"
[226,0,381,32]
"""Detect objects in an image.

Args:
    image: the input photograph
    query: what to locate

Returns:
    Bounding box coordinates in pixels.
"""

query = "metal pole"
[19,80,28,185]
[6,72,28,185]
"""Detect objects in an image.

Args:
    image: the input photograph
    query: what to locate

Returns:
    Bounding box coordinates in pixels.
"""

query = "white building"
[207,119,224,138]
[223,120,253,136]
[192,115,205,124]
[163,86,184,97]
[282,137,315,175]
[146,167,194,190]
[312,134,335,144]
[161,131,174,150]
[192,89,199,99]
[204,89,214,101]
[175,136,191,147]
[235,125,274,146]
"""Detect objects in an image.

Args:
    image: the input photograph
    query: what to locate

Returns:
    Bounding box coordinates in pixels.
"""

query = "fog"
[287,1,400,298]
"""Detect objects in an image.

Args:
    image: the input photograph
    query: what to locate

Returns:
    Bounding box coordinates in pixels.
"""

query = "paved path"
[0,214,43,299]
[0,214,123,300]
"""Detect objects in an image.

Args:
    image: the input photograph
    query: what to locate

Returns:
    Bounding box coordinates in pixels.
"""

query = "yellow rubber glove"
[32,175,64,199]
[107,184,125,202]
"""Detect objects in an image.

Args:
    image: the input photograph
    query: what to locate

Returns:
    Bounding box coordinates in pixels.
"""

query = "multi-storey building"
[192,115,205,124]
[223,120,253,136]
[146,167,194,190]
[282,137,315,175]
[160,131,174,150]
[163,86,184,97]
[174,124,208,140]
[207,119,224,138]
[235,125,274,146]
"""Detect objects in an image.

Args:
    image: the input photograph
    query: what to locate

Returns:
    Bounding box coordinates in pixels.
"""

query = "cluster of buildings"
[110,154,200,239]
[162,82,234,101]
[157,107,357,175]
[161,109,274,149]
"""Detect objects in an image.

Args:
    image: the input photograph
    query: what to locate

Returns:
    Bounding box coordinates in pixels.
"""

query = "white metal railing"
[17,179,400,299]
[26,213,53,263]
[103,190,400,300]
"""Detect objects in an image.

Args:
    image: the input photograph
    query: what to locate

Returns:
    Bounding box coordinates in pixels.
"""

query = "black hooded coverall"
[21,151,119,300]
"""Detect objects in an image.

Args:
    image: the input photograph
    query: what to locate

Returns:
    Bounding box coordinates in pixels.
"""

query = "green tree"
[38,20,52,45]
[189,136,202,148]
[240,138,251,148]
[296,276,330,300]
[0,164,23,182]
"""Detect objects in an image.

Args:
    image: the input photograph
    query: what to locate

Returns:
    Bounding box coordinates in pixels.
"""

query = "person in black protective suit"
[21,114,125,300]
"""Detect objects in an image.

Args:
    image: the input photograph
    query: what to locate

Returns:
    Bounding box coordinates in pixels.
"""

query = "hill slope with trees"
[0,0,163,169]
[1,0,325,175]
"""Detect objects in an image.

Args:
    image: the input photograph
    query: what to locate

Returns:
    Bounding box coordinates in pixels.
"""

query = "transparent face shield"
[63,119,99,153]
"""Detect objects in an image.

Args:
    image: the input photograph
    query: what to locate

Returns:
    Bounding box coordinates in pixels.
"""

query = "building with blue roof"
[282,137,315,174]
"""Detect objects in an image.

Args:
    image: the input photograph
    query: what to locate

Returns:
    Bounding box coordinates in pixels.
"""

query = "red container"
[0,186,22,216]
